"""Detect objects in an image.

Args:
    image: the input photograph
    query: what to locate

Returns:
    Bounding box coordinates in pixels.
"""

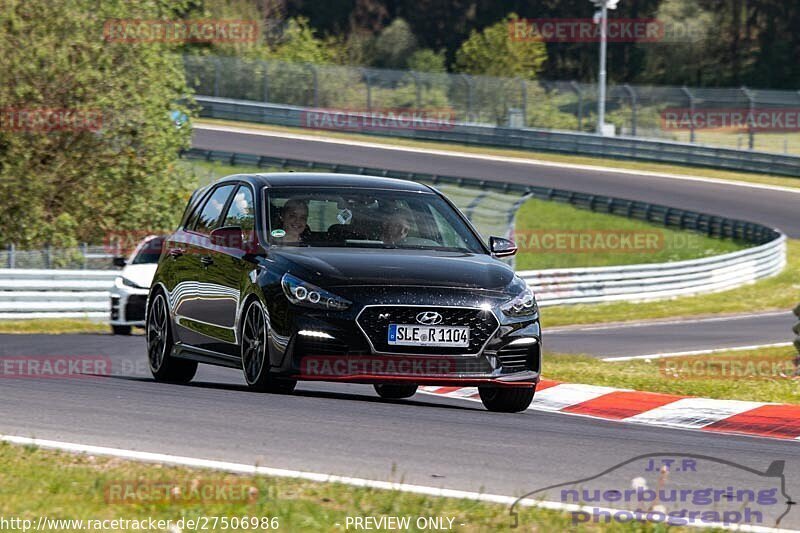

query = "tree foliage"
[0,0,197,248]
[454,14,546,80]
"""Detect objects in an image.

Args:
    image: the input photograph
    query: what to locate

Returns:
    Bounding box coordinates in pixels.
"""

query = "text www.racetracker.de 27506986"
[0,516,280,531]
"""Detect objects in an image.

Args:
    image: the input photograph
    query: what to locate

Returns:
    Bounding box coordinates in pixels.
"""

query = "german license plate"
[387,324,469,347]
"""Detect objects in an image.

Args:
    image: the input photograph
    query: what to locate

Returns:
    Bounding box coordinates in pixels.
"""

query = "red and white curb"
[420,380,800,441]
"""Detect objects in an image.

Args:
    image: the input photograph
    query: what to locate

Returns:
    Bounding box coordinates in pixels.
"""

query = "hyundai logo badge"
[416,311,443,325]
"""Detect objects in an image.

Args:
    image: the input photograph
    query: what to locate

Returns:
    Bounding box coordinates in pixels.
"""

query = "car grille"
[357,306,499,355]
[125,295,147,322]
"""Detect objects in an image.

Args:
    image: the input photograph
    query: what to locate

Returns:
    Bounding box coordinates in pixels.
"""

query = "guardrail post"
[623,84,637,136]
[306,64,319,108]
[461,74,475,123]
[7,243,14,269]
[213,57,222,97]
[362,68,372,111]
[681,86,695,143]
[570,81,583,130]
[742,86,755,150]
[261,61,269,102]
[519,78,527,128]
[411,71,422,108]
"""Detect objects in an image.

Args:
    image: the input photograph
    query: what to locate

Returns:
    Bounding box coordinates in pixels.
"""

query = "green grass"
[545,345,800,404]
[513,198,746,269]
[198,118,800,191]
[540,239,799,328]
[0,319,112,334]
[0,442,685,532]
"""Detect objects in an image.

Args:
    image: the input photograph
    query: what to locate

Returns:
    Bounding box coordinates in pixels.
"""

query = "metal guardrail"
[522,236,786,305]
[195,96,800,177]
[0,269,115,319]
[0,150,786,319]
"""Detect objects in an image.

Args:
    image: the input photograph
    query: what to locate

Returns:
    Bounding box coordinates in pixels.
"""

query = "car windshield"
[266,187,485,253]
[131,237,164,264]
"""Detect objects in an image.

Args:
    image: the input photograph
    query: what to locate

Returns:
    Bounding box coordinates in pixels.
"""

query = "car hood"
[270,247,516,291]
[120,263,158,288]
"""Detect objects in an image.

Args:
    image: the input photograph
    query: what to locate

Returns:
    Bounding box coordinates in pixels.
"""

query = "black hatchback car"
[146,173,541,412]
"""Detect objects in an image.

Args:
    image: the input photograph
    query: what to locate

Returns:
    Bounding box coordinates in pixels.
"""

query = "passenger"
[382,209,412,245]
[280,198,310,243]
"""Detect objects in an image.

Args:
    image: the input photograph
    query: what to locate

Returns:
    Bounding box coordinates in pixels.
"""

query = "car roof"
[214,172,433,192]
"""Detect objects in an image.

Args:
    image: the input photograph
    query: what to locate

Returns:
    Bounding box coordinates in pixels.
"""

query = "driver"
[381,209,412,245]
[280,198,309,243]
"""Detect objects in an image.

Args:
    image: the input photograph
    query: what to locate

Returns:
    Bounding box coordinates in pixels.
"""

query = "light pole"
[591,0,618,135]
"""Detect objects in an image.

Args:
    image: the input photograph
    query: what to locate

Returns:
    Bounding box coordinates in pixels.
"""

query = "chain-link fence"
[185,55,800,155]
[0,245,116,270]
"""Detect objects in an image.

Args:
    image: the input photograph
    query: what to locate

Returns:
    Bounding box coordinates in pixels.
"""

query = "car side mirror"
[210,225,245,249]
[112,256,127,267]
[489,236,517,258]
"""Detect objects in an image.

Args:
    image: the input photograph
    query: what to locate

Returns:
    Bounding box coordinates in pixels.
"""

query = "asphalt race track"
[2,333,800,529]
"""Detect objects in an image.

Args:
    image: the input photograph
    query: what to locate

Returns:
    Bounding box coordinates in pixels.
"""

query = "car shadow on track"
[93,374,482,412]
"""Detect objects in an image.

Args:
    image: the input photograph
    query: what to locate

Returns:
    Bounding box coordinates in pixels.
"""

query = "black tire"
[374,383,418,399]
[478,386,535,413]
[241,299,296,394]
[146,291,197,384]
[111,324,132,335]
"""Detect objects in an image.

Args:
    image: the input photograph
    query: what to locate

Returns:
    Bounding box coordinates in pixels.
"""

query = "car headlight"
[115,276,144,290]
[281,273,351,311]
[501,286,538,317]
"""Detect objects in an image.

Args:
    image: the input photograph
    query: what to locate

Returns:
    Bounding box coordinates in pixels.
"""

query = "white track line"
[547,310,792,333]
[196,123,800,196]
[0,435,791,532]
[603,342,794,362]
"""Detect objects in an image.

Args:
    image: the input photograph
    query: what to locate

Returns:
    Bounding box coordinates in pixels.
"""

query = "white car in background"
[109,235,164,335]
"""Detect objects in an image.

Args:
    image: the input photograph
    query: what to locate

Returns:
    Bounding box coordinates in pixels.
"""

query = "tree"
[0,0,196,249]
[372,18,418,69]
[454,13,547,79]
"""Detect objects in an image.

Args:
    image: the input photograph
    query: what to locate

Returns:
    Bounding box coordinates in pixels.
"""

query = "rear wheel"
[374,383,418,399]
[478,386,535,413]
[147,292,197,383]
[241,299,296,394]
[111,324,132,335]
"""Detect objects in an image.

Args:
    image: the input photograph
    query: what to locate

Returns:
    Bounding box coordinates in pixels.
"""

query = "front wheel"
[241,299,296,394]
[147,291,197,383]
[374,383,418,399]
[478,386,535,413]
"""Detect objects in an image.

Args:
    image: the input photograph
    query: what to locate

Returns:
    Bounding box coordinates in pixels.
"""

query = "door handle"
[168,248,185,258]
[200,255,214,266]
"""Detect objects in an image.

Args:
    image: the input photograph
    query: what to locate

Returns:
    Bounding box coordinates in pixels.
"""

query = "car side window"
[193,184,236,234]
[223,185,255,233]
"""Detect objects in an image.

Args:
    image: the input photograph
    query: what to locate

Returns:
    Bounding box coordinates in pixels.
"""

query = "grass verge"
[545,345,800,404]
[539,239,799,328]
[0,319,112,335]
[0,442,679,532]
[198,118,800,191]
